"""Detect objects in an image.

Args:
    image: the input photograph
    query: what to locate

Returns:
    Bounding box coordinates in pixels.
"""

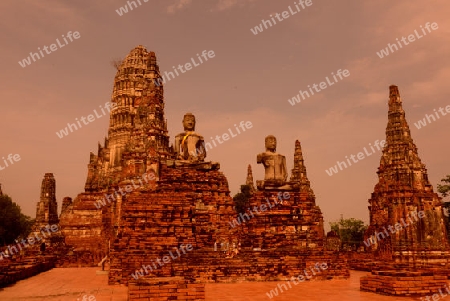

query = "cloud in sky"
[215,0,239,11]
[167,0,192,14]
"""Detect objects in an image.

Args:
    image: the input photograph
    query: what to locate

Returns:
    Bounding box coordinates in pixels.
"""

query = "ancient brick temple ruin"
[58,45,235,279]
[59,45,174,264]
[361,85,450,296]
[240,139,325,250]
[52,46,349,299]
[32,173,59,233]
[0,176,60,288]
[228,137,349,285]
[365,85,449,261]
[29,173,65,250]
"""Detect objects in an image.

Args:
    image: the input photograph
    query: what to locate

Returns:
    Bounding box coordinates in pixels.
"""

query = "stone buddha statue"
[257,135,288,188]
[174,113,206,162]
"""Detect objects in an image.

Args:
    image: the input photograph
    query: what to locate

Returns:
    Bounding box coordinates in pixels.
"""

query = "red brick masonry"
[360,270,448,296]
[129,276,205,301]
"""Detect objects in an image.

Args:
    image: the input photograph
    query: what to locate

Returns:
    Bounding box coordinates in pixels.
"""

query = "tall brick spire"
[245,164,255,192]
[85,46,170,191]
[109,46,170,163]
[378,85,429,190]
[290,140,314,196]
[386,85,414,144]
[366,85,448,257]
[34,173,59,229]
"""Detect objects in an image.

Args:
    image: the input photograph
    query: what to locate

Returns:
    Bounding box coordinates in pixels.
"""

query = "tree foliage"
[232,185,252,214]
[439,175,450,241]
[329,217,367,250]
[0,194,34,246]
[437,175,450,198]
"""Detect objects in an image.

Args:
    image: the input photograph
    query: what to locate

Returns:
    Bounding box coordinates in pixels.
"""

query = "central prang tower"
[60,46,236,281]
[84,45,170,192]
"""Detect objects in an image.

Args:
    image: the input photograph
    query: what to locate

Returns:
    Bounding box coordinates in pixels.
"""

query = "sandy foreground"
[0,268,421,301]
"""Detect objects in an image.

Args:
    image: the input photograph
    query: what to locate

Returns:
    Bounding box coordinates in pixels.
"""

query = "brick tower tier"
[108,163,236,284]
[240,140,325,250]
[60,46,171,261]
[365,85,449,262]
[33,173,59,231]
[59,46,237,270]
[108,162,348,285]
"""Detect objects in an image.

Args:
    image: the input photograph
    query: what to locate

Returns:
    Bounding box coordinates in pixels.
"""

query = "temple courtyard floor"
[0,268,422,301]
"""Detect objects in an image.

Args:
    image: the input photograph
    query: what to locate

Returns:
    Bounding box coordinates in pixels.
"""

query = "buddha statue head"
[265,135,277,152]
[182,113,196,131]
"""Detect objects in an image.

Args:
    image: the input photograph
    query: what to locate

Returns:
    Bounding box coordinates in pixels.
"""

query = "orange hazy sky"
[1,0,449,229]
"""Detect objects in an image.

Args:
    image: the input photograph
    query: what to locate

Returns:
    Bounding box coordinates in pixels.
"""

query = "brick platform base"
[360,270,448,296]
[0,255,56,288]
[128,276,205,301]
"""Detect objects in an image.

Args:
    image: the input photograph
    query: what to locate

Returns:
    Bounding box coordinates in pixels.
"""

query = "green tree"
[232,185,252,214]
[438,175,450,241]
[438,175,450,197]
[0,194,34,246]
[329,217,367,250]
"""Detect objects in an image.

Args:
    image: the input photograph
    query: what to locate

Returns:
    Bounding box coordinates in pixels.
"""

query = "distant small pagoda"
[34,173,59,230]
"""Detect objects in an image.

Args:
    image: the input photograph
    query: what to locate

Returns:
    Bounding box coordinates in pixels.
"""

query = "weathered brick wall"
[59,193,104,246]
[109,163,237,284]
[360,270,448,296]
[59,192,108,267]
[240,190,324,250]
[175,249,349,283]
[108,162,350,285]
[111,246,349,285]
[0,255,56,288]
[128,277,205,301]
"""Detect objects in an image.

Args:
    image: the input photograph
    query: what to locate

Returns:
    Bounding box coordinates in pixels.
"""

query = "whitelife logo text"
[56,102,116,139]
[288,69,350,106]
[250,0,313,35]
[325,139,385,176]
[376,22,438,59]
[152,50,215,86]
[18,31,81,68]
